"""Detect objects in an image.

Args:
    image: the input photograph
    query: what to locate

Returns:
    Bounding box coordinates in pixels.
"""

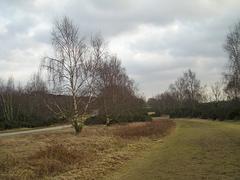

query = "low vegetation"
[105,119,240,180]
[114,119,174,139]
[169,100,240,120]
[0,119,175,179]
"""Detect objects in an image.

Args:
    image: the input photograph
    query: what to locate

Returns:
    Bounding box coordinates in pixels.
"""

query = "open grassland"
[105,119,240,180]
[0,119,175,180]
[1,119,239,180]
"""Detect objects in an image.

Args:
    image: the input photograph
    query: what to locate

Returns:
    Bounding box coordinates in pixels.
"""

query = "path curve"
[0,125,71,137]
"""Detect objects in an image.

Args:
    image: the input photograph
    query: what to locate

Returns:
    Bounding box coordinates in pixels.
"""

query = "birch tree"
[42,17,100,134]
[224,21,240,99]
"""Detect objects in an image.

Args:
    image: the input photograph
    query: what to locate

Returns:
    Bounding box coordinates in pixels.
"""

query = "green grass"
[104,119,240,180]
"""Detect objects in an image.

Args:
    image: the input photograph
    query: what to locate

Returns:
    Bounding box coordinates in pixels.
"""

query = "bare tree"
[0,77,19,127]
[97,55,137,125]
[183,70,202,102]
[6,76,15,92]
[169,77,186,103]
[25,72,48,95]
[211,81,223,102]
[149,91,178,115]
[42,16,100,134]
[0,78,4,93]
[224,21,240,99]
[169,69,203,103]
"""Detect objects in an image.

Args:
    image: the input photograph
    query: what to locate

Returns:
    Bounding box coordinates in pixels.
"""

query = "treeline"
[0,75,57,129]
[149,98,240,121]
[0,68,148,130]
[0,17,149,130]
[148,71,240,121]
[171,101,240,120]
[148,21,240,121]
[148,69,240,120]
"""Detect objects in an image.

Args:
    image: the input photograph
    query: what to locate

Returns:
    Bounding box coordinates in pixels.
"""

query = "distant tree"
[42,16,101,134]
[97,55,138,125]
[17,82,24,94]
[147,98,158,110]
[0,77,18,127]
[25,72,48,95]
[148,69,204,117]
[6,76,15,92]
[170,69,203,103]
[169,77,185,103]
[0,78,4,93]
[211,81,223,102]
[224,21,240,99]
[148,91,178,115]
[183,69,202,102]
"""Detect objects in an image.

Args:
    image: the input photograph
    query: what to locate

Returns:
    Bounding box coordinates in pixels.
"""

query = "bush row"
[169,100,240,120]
[85,113,152,125]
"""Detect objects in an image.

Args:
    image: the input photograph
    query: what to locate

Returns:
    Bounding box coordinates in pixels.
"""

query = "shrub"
[113,119,175,139]
[169,100,240,121]
[85,115,107,125]
[85,113,152,125]
[29,143,86,177]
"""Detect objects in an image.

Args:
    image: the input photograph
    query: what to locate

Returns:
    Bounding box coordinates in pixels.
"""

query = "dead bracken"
[0,119,175,179]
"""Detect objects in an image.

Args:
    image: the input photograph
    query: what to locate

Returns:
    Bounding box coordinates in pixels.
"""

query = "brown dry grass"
[114,119,175,139]
[0,119,175,180]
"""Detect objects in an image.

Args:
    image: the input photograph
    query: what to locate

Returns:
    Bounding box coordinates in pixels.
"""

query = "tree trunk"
[72,93,83,134]
[72,93,78,118]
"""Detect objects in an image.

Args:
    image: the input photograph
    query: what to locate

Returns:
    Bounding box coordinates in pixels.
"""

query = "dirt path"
[0,125,71,137]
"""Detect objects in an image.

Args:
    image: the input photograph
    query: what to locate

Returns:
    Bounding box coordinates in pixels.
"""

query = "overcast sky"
[0,0,240,97]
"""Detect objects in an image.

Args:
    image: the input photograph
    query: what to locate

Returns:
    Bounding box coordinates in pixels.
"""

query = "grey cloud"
[130,17,238,59]
[0,0,239,97]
